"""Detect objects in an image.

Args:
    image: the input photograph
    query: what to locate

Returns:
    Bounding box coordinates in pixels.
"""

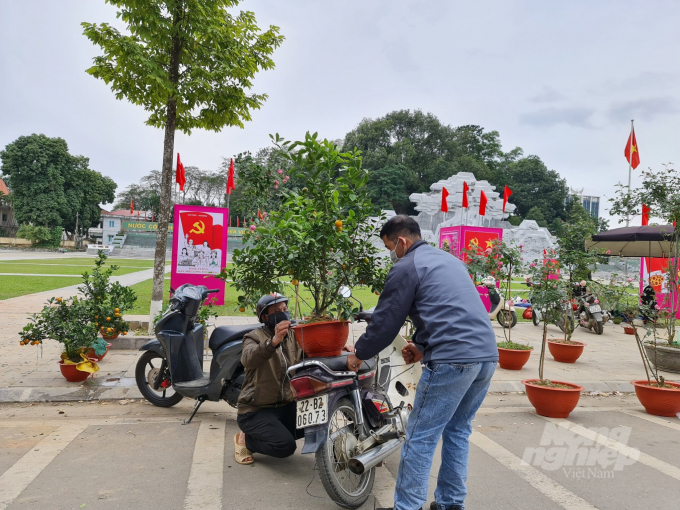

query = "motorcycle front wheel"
[594,321,604,335]
[532,310,541,326]
[497,310,518,329]
[135,351,183,407]
[316,397,375,509]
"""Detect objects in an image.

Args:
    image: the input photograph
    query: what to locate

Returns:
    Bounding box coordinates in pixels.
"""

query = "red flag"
[258,209,264,220]
[441,187,449,213]
[479,190,488,216]
[462,182,469,208]
[237,216,240,227]
[130,198,133,214]
[642,204,650,226]
[176,153,186,192]
[502,185,513,213]
[624,129,640,169]
[226,158,236,195]
[152,213,155,222]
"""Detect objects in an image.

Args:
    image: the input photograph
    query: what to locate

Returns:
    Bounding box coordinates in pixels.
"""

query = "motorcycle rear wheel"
[594,321,604,335]
[532,310,541,326]
[316,397,375,509]
[135,351,183,407]
[497,310,518,329]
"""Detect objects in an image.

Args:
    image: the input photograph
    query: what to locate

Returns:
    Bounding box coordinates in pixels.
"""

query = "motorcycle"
[481,276,517,328]
[525,281,575,334]
[573,283,609,335]
[135,284,259,413]
[135,283,420,509]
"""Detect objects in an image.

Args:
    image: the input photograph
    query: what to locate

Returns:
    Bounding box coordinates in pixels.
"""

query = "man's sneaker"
[430,502,463,510]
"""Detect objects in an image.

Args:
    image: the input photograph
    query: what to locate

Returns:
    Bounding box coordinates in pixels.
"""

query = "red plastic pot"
[497,347,533,370]
[87,342,112,362]
[58,359,97,382]
[291,320,349,357]
[548,340,586,363]
[522,379,584,418]
[624,326,635,335]
[102,332,119,340]
[631,380,680,417]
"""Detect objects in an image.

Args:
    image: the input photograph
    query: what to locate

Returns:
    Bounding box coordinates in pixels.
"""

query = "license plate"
[589,305,601,313]
[296,394,328,429]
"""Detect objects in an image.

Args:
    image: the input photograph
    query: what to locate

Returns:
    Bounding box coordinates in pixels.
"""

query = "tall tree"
[506,155,568,222]
[83,0,283,325]
[0,134,115,233]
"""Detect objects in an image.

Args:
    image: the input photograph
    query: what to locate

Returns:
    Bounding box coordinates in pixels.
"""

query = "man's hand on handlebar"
[271,320,291,347]
[401,342,423,365]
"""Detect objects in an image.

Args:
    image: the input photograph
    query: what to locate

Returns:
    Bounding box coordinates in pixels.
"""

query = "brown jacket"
[237,325,303,414]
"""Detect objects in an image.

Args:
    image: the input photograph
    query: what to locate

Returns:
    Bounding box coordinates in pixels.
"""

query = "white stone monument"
[502,220,557,264]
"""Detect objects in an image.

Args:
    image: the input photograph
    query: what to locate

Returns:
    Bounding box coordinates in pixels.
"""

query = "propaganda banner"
[171,205,228,305]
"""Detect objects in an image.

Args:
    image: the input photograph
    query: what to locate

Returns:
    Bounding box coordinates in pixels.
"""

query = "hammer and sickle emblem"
[190,221,205,235]
[469,238,479,249]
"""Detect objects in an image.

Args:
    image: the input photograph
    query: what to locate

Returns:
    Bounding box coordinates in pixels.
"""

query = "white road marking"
[470,431,599,510]
[0,422,87,510]
[620,409,680,432]
[183,418,226,510]
[373,465,396,508]
[540,418,680,481]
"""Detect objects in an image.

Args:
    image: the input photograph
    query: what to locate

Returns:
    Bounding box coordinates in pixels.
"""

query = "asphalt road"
[2,393,678,510]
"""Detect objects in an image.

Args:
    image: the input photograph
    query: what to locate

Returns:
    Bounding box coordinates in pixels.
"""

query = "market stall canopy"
[585,225,677,258]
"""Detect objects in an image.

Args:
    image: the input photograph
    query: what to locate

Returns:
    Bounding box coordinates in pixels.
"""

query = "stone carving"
[502,220,557,264]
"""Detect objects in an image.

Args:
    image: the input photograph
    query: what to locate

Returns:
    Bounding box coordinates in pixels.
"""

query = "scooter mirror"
[338,286,352,298]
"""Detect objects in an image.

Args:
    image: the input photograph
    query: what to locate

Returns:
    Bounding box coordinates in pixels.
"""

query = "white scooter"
[482,276,517,328]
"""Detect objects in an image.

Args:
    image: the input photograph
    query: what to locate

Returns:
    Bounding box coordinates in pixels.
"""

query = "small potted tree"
[609,163,680,416]
[463,239,532,370]
[80,251,136,347]
[521,256,584,417]
[224,133,385,357]
[20,297,104,382]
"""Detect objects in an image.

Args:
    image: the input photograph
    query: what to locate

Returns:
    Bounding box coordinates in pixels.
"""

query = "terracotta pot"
[522,379,584,418]
[87,342,112,362]
[102,332,119,340]
[548,340,585,363]
[624,326,635,335]
[58,359,96,382]
[291,320,349,357]
[631,380,680,417]
[497,347,533,370]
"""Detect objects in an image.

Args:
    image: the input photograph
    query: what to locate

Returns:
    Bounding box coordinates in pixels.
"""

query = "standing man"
[346,215,498,510]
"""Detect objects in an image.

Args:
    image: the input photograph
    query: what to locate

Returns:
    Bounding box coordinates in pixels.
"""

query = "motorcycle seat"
[305,352,377,373]
[209,324,259,351]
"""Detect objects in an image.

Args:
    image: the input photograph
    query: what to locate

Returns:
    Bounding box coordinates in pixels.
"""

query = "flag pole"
[626,119,634,227]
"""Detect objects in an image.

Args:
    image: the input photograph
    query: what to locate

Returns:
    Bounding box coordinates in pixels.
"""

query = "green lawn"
[0,262,151,276]
[127,279,380,317]
[0,275,83,300]
[0,257,158,267]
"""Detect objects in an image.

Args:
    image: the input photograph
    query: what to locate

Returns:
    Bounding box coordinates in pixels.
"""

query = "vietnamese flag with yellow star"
[624,128,640,169]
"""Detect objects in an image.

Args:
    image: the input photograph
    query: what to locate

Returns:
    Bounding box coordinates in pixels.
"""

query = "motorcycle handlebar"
[206,289,220,294]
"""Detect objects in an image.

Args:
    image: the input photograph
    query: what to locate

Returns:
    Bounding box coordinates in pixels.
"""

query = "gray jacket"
[355,240,498,364]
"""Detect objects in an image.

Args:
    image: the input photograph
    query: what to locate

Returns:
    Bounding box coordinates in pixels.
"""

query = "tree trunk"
[148,12,183,333]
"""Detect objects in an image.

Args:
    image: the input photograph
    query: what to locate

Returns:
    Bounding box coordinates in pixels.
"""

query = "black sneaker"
[430,503,463,510]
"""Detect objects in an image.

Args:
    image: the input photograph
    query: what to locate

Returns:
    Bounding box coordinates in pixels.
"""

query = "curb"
[110,336,153,350]
[489,380,635,393]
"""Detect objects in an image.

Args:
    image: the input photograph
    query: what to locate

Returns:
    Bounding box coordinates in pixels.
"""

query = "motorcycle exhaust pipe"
[348,437,404,475]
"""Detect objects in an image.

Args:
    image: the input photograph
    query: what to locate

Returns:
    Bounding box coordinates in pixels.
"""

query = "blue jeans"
[393,360,496,510]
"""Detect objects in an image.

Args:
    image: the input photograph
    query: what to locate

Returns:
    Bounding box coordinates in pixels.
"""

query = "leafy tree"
[506,156,568,222]
[366,165,409,211]
[525,206,548,227]
[83,0,284,324]
[0,134,116,236]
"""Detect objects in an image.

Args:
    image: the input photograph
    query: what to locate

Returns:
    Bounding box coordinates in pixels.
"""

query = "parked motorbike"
[134,284,259,415]
[525,281,575,334]
[573,283,609,335]
[135,284,420,509]
[481,276,517,328]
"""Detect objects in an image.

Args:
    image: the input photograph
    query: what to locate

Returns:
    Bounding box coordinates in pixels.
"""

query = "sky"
[2,0,680,226]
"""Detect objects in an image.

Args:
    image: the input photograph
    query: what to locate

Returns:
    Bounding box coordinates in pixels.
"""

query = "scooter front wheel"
[135,351,183,407]
[497,310,518,329]
[532,310,541,326]
[316,397,375,509]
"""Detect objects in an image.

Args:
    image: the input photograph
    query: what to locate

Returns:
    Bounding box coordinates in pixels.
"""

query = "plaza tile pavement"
[1,269,677,402]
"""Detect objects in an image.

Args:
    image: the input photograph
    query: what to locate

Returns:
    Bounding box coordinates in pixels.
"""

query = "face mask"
[389,239,402,264]
[267,310,291,330]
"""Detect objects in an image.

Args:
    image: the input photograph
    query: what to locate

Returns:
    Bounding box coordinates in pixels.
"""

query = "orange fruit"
[238,307,245,313]
[56,297,62,302]
[106,328,112,333]
[106,317,111,321]
[115,313,120,317]
[122,331,127,336]
[95,323,99,327]
[291,279,299,286]
[114,308,120,313]
[335,219,343,229]
[94,315,99,319]
[364,258,369,263]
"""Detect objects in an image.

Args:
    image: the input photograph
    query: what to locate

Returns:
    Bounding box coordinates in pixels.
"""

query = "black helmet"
[256,293,289,323]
